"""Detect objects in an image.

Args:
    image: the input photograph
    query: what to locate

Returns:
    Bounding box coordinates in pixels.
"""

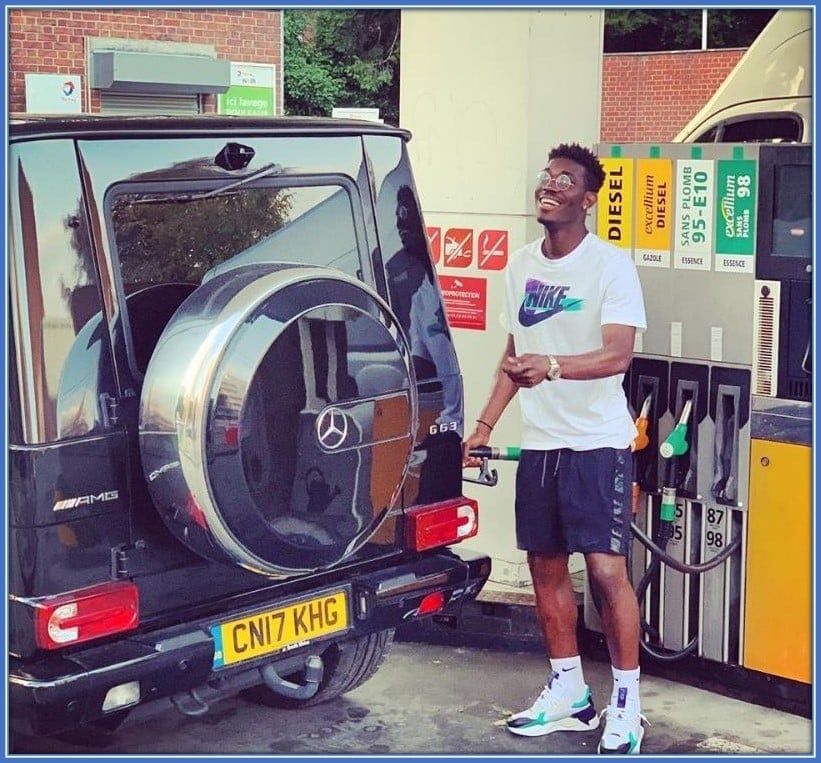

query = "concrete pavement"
[380,642,814,757]
[12,640,813,756]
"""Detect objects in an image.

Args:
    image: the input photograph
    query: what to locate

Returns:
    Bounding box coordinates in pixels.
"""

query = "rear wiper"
[132,162,284,204]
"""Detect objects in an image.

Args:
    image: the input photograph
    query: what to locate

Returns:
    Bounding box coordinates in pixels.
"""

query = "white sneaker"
[597,705,648,754]
[506,672,599,737]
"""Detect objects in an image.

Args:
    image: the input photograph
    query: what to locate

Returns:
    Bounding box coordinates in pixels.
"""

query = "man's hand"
[501,354,548,387]
[462,426,491,468]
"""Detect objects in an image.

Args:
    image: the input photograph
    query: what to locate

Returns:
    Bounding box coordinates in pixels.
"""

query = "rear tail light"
[405,497,479,551]
[416,591,446,616]
[32,581,139,650]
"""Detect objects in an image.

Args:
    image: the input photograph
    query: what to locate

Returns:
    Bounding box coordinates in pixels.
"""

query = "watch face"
[548,357,561,380]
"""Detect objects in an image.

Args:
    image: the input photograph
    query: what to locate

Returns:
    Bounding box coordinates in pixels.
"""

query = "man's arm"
[503,324,636,387]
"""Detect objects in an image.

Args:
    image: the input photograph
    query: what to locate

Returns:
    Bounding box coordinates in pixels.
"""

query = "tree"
[283,9,400,124]
[604,9,777,53]
[109,162,293,285]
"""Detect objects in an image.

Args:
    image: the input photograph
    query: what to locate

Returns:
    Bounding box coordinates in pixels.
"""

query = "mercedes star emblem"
[316,406,349,450]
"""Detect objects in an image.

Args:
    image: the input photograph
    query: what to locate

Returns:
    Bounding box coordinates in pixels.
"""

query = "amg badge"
[53,491,120,512]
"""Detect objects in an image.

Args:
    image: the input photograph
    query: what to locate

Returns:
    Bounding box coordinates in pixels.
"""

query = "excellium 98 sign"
[714,151,757,273]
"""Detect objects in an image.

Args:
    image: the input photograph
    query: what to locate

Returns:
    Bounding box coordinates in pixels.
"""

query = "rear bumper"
[10,548,490,737]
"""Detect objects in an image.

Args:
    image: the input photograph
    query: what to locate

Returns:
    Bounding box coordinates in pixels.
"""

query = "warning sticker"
[443,228,473,268]
[426,226,441,264]
[477,229,508,270]
[438,274,487,331]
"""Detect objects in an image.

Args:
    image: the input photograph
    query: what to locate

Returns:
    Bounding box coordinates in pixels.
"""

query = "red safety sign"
[443,228,473,268]
[426,226,441,264]
[438,274,487,331]
[477,229,508,270]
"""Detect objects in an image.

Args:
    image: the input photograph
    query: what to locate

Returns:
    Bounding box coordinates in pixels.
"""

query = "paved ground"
[11,640,813,757]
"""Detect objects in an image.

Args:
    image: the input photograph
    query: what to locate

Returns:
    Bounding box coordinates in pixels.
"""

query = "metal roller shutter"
[99,92,201,115]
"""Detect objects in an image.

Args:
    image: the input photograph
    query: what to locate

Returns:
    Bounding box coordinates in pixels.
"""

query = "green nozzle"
[468,446,521,461]
[660,424,689,458]
[660,399,693,458]
[660,487,677,522]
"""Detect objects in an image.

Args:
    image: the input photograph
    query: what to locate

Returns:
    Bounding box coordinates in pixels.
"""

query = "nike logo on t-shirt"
[518,278,584,326]
[518,293,584,326]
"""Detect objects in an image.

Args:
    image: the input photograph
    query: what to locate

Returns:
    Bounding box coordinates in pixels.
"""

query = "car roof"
[8,113,412,142]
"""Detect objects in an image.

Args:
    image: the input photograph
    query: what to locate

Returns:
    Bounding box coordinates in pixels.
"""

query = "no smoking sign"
[477,229,508,270]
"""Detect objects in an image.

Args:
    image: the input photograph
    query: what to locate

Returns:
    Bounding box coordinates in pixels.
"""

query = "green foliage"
[706,10,778,49]
[604,9,777,53]
[284,9,400,124]
[111,186,293,285]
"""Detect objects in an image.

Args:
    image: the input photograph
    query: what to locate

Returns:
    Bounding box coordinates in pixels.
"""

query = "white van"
[675,8,812,143]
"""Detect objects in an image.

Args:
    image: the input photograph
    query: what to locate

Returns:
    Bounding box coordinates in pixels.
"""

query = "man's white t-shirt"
[504,233,647,451]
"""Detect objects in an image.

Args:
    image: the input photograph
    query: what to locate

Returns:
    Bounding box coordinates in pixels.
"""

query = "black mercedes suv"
[7,114,490,743]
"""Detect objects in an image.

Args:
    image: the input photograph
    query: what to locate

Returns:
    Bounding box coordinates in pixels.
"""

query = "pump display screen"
[771,164,811,259]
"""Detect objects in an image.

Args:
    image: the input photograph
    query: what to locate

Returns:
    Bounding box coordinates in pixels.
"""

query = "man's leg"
[586,552,645,754]
[559,446,645,754]
[585,552,639,669]
[506,551,600,737]
[506,451,600,738]
[528,551,578,657]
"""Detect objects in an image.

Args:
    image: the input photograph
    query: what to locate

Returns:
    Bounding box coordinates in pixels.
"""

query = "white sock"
[611,666,641,713]
[549,655,586,695]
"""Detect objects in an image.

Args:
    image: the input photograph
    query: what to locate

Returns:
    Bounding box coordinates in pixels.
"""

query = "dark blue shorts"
[514,447,633,556]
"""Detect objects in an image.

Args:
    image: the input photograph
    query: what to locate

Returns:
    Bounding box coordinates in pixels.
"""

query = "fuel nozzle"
[660,399,692,459]
[659,485,677,523]
[631,394,653,452]
[463,446,521,487]
[468,446,521,461]
[656,485,678,543]
[630,395,653,513]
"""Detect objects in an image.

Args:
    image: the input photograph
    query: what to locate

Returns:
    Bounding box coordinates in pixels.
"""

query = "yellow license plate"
[211,590,349,668]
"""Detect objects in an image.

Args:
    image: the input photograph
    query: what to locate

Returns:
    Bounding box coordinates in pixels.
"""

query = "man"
[462,143,647,754]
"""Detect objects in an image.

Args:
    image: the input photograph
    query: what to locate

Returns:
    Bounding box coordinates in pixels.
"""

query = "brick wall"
[9,9,741,137]
[601,49,744,142]
[8,8,281,113]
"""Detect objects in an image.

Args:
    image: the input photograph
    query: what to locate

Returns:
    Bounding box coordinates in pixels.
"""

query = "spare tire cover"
[139,263,417,576]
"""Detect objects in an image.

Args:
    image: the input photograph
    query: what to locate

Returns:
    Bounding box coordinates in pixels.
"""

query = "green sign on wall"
[217,62,276,117]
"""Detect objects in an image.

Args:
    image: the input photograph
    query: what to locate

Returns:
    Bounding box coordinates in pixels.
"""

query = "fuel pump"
[628,397,740,660]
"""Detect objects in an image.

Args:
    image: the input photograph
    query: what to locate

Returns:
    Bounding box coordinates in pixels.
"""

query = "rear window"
[108,180,363,374]
[110,182,361,289]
